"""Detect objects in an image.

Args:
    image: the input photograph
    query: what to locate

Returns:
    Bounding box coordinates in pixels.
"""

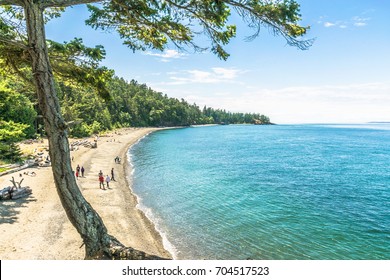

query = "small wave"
[127,132,153,168]
[134,132,152,146]
[134,194,179,259]
[126,132,178,259]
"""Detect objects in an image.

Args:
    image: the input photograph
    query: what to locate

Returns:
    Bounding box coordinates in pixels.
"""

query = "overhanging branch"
[0,0,101,8]
[0,0,23,6]
[42,0,102,8]
[0,35,28,50]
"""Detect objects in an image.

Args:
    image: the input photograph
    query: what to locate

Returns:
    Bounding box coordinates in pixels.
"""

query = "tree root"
[88,235,171,260]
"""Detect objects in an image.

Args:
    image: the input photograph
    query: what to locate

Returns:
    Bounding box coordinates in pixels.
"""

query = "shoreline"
[0,127,171,259]
[121,128,176,259]
[123,130,178,259]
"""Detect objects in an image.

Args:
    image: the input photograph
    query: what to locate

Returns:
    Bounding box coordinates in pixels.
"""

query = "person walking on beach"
[76,165,81,179]
[99,174,105,190]
[105,175,111,189]
[111,168,115,181]
[81,166,85,177]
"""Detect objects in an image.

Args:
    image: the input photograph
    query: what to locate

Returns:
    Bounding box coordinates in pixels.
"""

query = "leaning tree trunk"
[23,0,164,260]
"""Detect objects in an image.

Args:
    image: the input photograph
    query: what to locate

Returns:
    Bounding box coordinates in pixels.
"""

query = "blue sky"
[45,0,390,124]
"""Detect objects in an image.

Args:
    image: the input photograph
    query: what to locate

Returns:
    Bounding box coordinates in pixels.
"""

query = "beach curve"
[0,127,171,259]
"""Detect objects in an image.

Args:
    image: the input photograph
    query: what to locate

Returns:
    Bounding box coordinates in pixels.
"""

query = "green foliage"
[57,81,113,136]
[0,81,37,138]
[56,76,272,136]
[0,5,64,22]
[202,106,271,125]
[0,166,8,172]
[71,121,102,137]
[0,141,22,162]
[0,79,35,162]
[0,120,26,162]
[86,0,312,60]
[0,120,28,143]
[47,38,114,100]
[0,9,113,99]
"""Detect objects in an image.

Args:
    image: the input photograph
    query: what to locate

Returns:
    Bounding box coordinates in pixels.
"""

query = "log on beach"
[0,177,33,200]
[0,187,12,200]
[11,187,32,200]
[0,186,32,200]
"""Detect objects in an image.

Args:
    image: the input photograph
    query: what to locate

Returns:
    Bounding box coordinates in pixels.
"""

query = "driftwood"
[0,187,12,200]
[0,177,32,200]
[10,176,24,189]
[10,187,32,199]
[70,139,97,150]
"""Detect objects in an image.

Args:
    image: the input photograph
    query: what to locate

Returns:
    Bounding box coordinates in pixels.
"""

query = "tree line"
[0,73,271,161]
[63,76,272,137]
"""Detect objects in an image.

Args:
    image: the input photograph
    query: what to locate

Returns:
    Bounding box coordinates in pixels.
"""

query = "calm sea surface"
[128,124,390,259]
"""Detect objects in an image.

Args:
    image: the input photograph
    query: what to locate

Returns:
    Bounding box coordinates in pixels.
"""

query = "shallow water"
[129,124,390,259]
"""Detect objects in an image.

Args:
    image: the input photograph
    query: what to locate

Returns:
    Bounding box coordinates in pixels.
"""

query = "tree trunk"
[22,0,165,260]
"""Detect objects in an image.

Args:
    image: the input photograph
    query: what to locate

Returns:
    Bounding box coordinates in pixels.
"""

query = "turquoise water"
[128,124,390,260]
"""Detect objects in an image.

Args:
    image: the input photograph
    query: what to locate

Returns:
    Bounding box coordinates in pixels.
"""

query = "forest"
[0,71,271,162]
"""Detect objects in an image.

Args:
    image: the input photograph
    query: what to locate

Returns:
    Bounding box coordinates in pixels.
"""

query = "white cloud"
[144,49,187,62]
[322,20,347,29]
[211,67,242,79]
[354,22,367,27]
[324,22,336,28]
[352,16,370,27]
[166,67,245,85]
[320,15,370,29]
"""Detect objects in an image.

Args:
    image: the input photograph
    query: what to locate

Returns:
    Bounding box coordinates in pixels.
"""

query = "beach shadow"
[0,195,37,224]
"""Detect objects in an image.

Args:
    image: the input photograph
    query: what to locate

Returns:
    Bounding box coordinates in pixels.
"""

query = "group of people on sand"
[75,164,85,179]
[72,163,117,191]
[98,168,116,190]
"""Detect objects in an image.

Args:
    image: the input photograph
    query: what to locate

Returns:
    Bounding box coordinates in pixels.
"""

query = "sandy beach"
[0,127,171,260]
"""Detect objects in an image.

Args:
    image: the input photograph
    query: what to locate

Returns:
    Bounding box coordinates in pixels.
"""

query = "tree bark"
[22,0,165,260]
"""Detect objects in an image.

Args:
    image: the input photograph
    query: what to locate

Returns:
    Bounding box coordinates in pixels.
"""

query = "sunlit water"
[128,124,390,259]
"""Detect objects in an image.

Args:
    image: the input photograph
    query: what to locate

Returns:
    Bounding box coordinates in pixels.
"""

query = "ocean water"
[128,124,390,260]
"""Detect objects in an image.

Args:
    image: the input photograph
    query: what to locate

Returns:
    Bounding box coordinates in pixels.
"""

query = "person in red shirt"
[99,174,105,190]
